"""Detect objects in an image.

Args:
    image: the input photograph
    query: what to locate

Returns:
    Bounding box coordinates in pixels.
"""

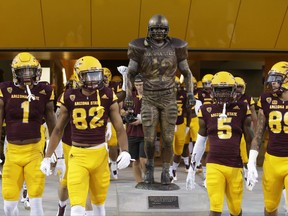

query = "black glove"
[187,93,196,108]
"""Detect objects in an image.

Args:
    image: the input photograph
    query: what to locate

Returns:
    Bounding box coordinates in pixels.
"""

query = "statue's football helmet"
[148,14,169,41]
[103,67,112,84]
[211,71,236,105]
[74,56,104,91]
[202,74,214,93]
[266,61,288,93]
[235,77,246,97]
[11,52,42,86]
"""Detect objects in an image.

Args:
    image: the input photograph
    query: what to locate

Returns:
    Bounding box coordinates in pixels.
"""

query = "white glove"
[186,165,196,190]
[185,126,190,135]
[117,66,128,75]
[105,122,112,141]
[175,125,177,132]
[40,157,53,176]
[53,159,66,180]
[246,150,259,191]
[116,151,131,170]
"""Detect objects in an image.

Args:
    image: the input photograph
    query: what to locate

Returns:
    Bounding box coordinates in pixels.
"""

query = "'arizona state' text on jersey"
[199,102,251,168]
[60,87,117,144]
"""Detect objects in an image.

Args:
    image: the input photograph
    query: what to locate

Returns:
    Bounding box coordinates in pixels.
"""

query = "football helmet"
[11,52,42,86]
[202,74,214,93]
[211,71,236,105]
[103,67,112,84]
[111,75,122,82]
[235,77,246,96]
[197,81,203,89]
[148,14,169,41]
[266,61,288,93]
[74,56,104,91]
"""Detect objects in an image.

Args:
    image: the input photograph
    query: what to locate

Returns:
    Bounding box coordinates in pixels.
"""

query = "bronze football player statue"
[125,14,195,187]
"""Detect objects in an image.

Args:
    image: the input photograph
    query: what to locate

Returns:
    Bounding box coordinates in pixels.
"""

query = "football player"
[234,76,258,183]
[170,76,190,182]
[247,61,288,215]
[194,73,214,185]
[0,52,56,216]
[103,67,125,180]
[186,71,253,216]
[40,56,131,216]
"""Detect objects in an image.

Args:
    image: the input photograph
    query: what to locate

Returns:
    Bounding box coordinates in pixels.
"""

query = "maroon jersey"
[57,92,72,146]
[176,89,187,125]
[61,87,117,144]
[126,91,144,137]
[257,92,288,157]
[108,81,122,95]
[0,81,54,141]
[199,102,251,167]
[195,89,213,105]
[237,93,255,107]
[128,37,188,91]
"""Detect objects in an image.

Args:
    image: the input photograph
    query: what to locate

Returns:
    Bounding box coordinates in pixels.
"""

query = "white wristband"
[248,150,258,165]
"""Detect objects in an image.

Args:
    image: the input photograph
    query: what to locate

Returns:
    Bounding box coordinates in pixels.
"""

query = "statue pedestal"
[135,181,180,191]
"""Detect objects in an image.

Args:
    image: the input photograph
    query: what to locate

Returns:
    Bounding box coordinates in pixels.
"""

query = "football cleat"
[56,204,66,216]
[24,198,30,210]
[21,189,28,203]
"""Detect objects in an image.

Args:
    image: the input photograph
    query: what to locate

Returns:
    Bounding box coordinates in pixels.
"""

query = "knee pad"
[71,205,85,216]
[4,200,18,216]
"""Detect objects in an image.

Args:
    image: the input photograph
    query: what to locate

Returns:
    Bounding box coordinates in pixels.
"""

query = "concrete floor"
[0,164,287,216]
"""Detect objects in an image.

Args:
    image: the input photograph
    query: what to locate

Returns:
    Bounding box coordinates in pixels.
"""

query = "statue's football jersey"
[0,81,54,141]
[258,92,288,157]
[61,87,117,144]
[128,37,188,91]
[199,102,251,167]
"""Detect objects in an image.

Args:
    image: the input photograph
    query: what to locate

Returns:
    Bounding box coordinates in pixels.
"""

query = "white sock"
[202,166,207,179]
[182,157,189,166]
[92,203,105,216]
[85,210,93,216]
[59,199,68,207]
[71,205,85,216]
[30,198,44,216]
[172,162,180,170]
[283,189,287,209]
[4,200,18,216]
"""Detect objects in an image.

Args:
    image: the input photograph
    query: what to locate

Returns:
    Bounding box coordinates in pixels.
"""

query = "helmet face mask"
[11,52,42,86]
[148,15,169,41]
[79,70,104,91]
[213,86,236,104]
[211,71,236,105]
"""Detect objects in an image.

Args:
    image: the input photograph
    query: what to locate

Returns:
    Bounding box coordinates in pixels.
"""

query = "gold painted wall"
[0,0,287,50]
